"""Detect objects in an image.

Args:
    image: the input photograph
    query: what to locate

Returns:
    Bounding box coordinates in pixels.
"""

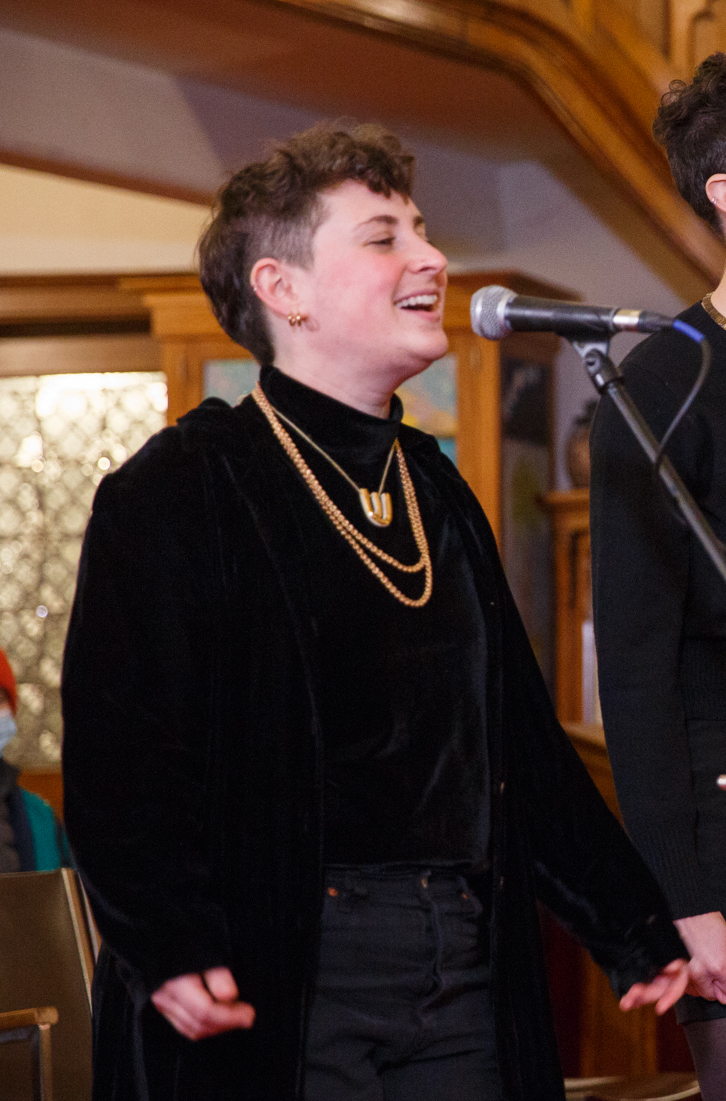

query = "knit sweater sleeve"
[590,339,711,919]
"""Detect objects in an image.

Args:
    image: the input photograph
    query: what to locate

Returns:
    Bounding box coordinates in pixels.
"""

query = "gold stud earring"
[287,312,307,327]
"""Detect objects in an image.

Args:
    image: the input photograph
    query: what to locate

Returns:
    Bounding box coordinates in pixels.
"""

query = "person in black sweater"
[63,123,688,1101]
[590,53,726,1100]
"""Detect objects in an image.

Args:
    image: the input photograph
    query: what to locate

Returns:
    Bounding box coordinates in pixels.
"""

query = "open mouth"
[395,294,440,312]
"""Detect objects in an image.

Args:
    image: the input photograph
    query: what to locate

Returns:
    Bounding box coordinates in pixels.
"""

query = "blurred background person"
[0,646,71,873]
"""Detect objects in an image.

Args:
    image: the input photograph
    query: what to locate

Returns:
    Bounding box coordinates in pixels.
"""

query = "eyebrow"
[356,214,426,231]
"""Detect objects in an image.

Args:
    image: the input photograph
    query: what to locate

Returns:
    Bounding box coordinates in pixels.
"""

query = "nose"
[410,236,448,275]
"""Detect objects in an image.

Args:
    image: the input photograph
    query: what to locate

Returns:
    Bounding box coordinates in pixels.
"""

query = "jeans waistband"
[323,864,493,902]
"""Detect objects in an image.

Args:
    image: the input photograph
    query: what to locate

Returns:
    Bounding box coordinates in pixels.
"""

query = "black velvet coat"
[61,395,684,1101]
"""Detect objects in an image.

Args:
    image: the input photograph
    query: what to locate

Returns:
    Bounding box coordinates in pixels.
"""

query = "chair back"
[566,1073,700,1100]
[0,870,93,1101]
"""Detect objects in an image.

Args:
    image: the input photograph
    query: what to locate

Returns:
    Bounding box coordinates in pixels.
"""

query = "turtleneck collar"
[260,365,403,466]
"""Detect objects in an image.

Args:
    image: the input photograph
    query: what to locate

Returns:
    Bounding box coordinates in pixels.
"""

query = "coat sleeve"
[62,442,233,999]
[431,453,686,996]
[498,572,686,997]
[590,357,712,919]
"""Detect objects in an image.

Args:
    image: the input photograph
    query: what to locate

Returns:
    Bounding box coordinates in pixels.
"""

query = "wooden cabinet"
[541,489,591,724]
[542,489,692,1078]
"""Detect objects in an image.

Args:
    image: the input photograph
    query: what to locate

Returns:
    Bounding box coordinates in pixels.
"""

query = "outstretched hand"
[151,967,255,1040]
[675,911,726,1003]
[619,958,690,1015]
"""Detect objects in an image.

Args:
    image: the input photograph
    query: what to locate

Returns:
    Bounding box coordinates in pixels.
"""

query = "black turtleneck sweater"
[591,302,726,918]
[260,366,490,869]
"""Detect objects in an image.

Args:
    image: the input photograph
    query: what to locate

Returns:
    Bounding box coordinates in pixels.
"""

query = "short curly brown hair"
[198,122,415,365]
[653,52,726,236]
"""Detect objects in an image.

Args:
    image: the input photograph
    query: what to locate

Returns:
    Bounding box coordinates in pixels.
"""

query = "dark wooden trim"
[0,318,150,339]
[0,272,192,289]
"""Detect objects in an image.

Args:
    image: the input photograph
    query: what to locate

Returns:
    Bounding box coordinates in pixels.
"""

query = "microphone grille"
[470,285,515,340]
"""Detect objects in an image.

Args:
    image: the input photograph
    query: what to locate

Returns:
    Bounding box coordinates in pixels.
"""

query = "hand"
[675,911,726,1003]
[619,958,690,1015]
[151,967,255,1040]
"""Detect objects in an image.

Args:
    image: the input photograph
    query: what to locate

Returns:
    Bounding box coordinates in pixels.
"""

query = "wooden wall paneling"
[143,290,222,340]
[162,339,197,427]
[571,0,595,34]
[590,1,675,106]
[690,1,726,72]
[670,0,719,76]
[618,0,670,55]
[638,0,669,55]
[0,274,149,326]
[541,489,590,723]
[0,334,160,377]
[160,338,240,424]
[564,723,619,816]
[547,509,676,1079]
[561,722,659,1076]
[451,329,501,543]
[128,279,250,424]
[582,966,658,1077]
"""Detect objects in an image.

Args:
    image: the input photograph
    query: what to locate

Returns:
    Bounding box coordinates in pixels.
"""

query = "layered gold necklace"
[252,383,432,608]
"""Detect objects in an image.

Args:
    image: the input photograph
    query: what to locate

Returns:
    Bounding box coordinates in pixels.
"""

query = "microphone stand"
[571,338,726,587]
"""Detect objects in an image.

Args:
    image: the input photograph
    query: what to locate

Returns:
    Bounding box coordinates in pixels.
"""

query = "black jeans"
[304,866,503,1101]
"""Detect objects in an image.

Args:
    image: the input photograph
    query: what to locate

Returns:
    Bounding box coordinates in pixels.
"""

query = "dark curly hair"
[654,52,726,236]
[198,123,415,366]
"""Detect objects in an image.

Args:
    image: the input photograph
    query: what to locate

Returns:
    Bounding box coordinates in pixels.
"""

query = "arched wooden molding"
[687,0,726,74]
[267,0,725,285]
[1,0,723,286]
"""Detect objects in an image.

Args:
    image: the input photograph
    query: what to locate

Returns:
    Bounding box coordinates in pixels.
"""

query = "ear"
[250,257,303,321]
[705,174,726,222]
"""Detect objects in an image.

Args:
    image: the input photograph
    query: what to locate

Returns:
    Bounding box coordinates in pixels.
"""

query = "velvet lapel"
[222,398,324,714]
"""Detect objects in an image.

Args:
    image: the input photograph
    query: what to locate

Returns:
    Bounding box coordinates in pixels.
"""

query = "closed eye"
[369,237,395,247]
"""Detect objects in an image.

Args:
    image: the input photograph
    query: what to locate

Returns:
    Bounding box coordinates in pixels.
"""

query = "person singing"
[63,122,686,1101]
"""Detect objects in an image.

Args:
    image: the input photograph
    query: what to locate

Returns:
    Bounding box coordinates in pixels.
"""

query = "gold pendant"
[359,488,393,528]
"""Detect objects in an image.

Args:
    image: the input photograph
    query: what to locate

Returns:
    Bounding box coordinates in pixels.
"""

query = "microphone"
[470,284,673,341]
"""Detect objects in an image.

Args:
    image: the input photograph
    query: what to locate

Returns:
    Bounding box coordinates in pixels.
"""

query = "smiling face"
[291,180,449,399]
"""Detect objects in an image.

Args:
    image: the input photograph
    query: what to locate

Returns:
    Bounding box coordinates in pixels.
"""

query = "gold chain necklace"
[252,384,433,608]
[268,402,396,528]
[702,292,726,330]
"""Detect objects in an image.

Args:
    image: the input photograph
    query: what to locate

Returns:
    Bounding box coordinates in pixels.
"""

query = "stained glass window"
[0,372,167,767]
